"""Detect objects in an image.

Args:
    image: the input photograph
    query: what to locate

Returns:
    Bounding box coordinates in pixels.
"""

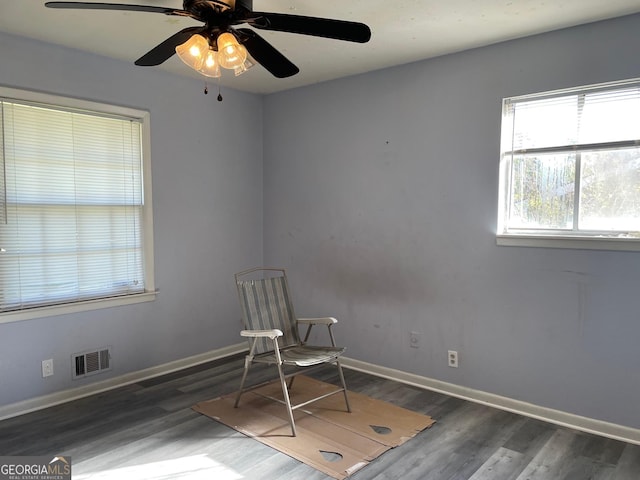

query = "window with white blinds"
[0,88,155,319]
[497,78,640,250]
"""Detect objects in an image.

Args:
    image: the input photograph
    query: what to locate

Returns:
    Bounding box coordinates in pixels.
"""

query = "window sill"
[0,291,157,324]
[496,234,640,252]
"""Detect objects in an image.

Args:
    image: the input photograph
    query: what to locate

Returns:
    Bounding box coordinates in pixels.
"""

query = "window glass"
[509,153,575,230]
[579,148,640,231]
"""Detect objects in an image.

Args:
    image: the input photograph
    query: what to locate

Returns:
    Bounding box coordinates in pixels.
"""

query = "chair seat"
[255,345,346,367]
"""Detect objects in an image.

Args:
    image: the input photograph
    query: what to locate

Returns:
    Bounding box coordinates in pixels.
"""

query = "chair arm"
[241,329,283,339]
[297,317,338,325]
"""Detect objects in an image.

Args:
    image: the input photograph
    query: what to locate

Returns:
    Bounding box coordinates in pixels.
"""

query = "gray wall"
[263,14,640,429]
[0,32,263,406]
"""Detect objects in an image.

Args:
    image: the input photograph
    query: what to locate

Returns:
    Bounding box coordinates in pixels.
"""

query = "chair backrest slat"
[236,273,300,354]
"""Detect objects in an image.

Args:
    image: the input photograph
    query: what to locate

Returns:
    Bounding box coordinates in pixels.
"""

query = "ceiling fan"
[44,0,372,79]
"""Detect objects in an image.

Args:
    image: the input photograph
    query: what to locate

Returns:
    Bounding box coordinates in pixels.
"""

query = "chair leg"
[277,362,297,436]
[234,356,252,408]
[336,360,351,413]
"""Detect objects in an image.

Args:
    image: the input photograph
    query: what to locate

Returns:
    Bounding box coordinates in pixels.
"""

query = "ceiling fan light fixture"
[175,33,209,71]
[217,32,247,70]
[45,1,373,81]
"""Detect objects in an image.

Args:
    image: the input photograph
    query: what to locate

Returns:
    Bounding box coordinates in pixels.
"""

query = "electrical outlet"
[410,331,421,349]
[42,359,54,377]
[448,350,459,368]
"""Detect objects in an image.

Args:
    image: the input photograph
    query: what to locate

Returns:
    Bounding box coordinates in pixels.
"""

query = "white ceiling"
[3,0,640,94]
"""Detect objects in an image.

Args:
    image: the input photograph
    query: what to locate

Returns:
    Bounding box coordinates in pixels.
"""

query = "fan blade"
[135,27,204,66]
[45,2,185,15]
[236,28,299,78]
[247,13,371,43]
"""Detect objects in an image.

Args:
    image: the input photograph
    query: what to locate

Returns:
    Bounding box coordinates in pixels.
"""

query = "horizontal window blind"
[0,99,145,312]
[504,83,640,153]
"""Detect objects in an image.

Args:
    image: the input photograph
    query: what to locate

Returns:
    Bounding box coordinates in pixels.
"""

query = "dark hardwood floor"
[1,354,639,479]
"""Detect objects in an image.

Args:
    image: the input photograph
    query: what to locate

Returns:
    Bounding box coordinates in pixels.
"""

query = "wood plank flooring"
[0,353,639,479]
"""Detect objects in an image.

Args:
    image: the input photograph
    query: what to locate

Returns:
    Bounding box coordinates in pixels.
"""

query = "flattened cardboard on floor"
[256,375,435,447]
[193,376,435,479]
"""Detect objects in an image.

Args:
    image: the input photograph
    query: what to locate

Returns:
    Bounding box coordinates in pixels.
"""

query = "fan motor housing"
[183,0,252,13]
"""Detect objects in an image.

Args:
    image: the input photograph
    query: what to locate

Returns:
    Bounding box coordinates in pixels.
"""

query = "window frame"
[497,78,640,251]
[0,86,156,323]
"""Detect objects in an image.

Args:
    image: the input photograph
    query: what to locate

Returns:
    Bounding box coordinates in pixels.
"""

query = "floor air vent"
[72,347,112,379]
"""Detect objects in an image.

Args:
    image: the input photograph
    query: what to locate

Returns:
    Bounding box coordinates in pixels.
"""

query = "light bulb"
[217,32,247,70]
[175,34,209,71]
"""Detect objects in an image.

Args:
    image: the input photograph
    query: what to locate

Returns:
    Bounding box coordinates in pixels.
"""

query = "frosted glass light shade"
[233,52,254,76]
[175,34,209,71]
[199,48,221,78]
[217,32,247,70]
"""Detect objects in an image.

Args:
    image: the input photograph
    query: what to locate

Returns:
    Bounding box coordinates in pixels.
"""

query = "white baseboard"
[3,347,639,447]
[340,357,640,446]
[0,343,248,422]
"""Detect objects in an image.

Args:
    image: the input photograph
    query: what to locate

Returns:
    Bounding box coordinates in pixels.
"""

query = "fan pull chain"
[202,81,223,101]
